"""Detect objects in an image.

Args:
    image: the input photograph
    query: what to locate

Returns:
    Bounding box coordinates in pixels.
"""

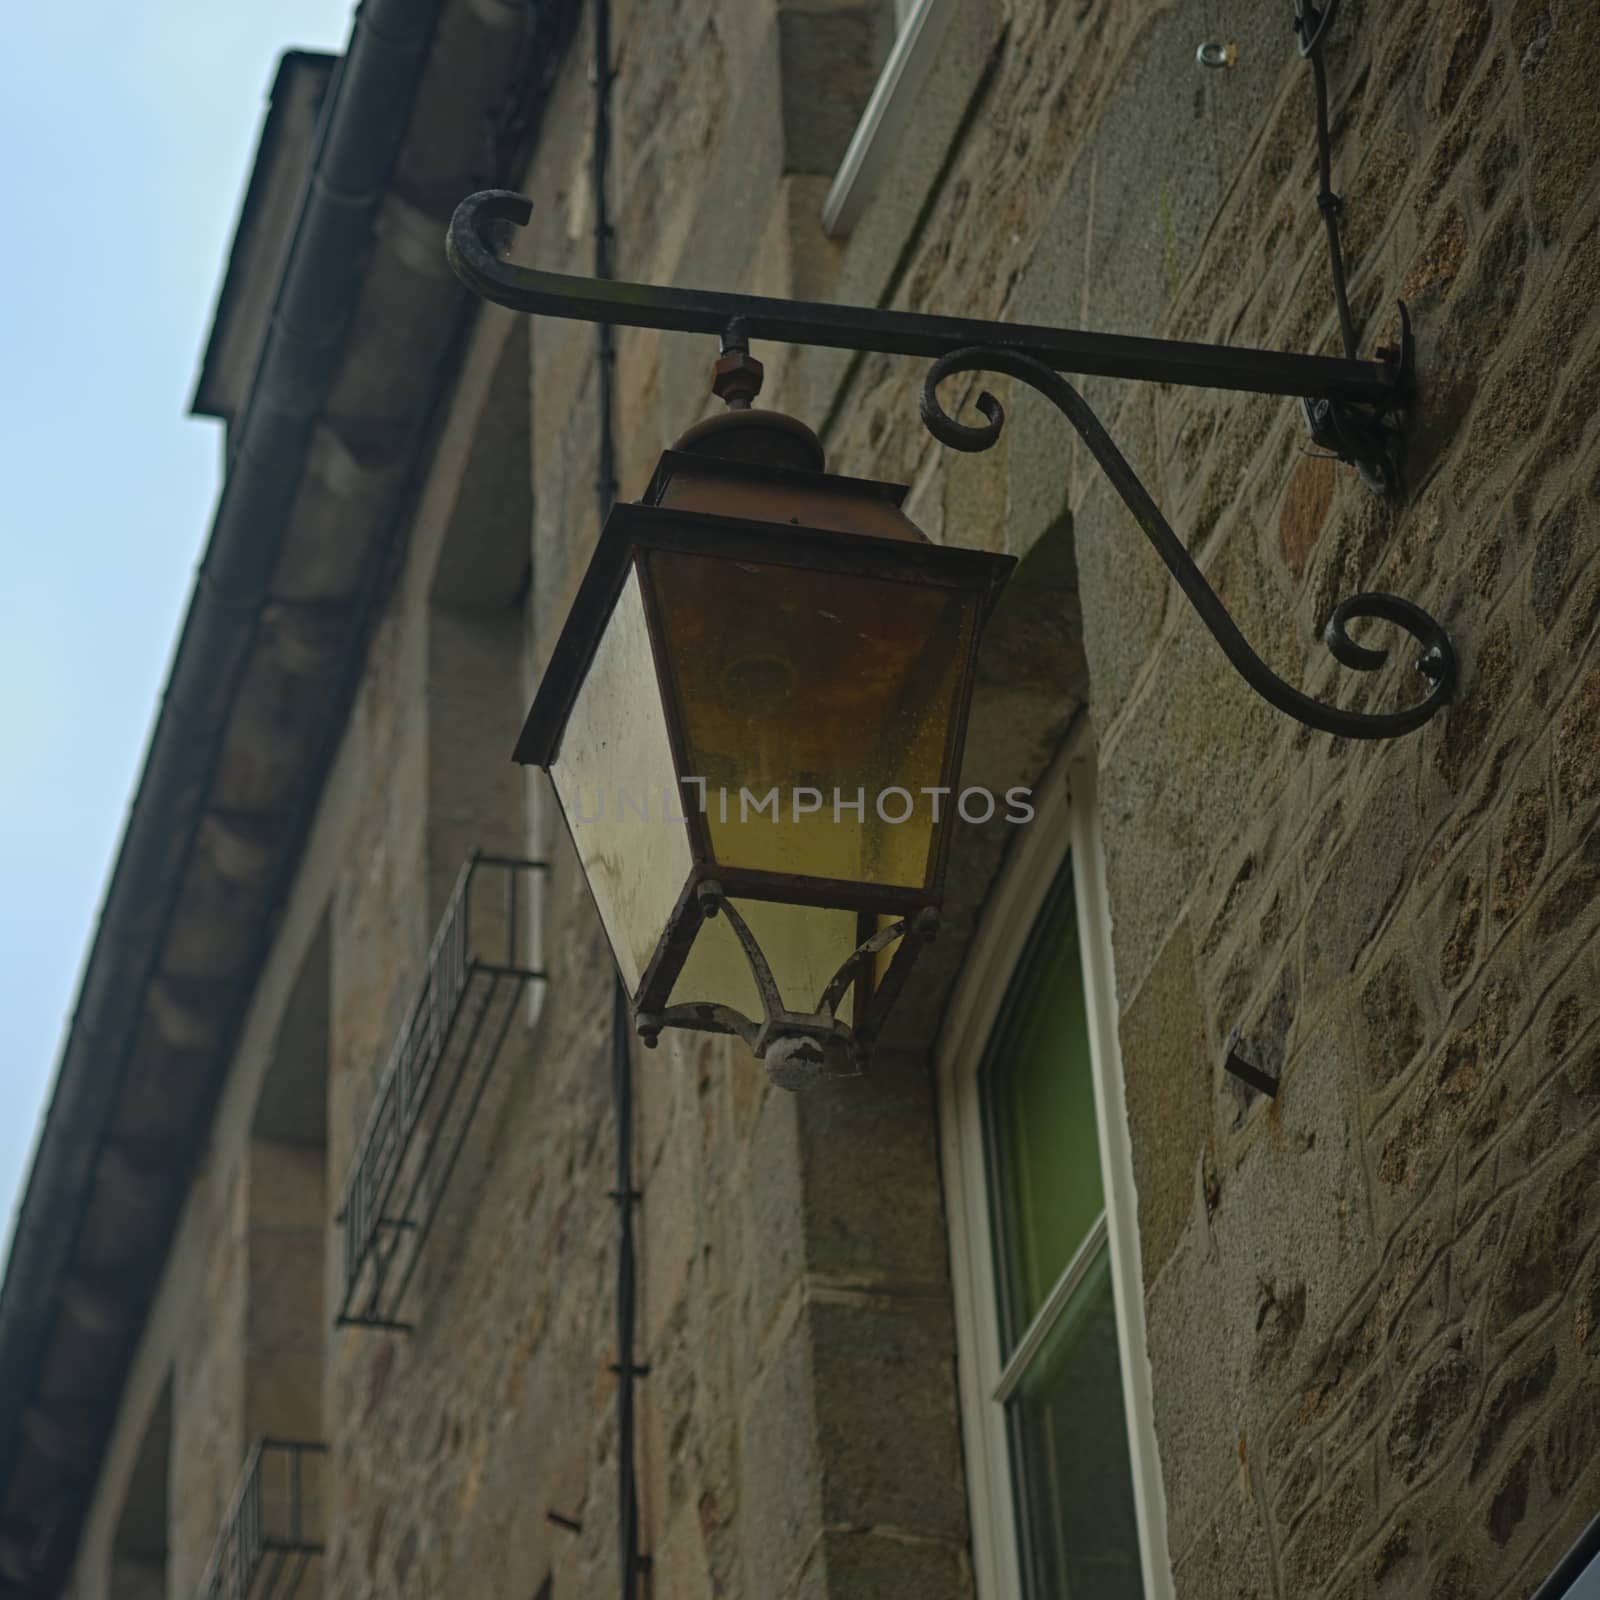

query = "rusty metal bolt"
[712,347,764,410]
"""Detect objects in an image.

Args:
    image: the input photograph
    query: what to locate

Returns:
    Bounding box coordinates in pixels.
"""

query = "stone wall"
[775,0,1600,1592]
[1043,4,1600,1596]
[628,1,1598,1593]
[67,2,1600,1598]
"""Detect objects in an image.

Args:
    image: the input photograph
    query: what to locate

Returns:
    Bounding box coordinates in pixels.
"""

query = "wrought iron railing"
[336,853,546,1330]
[194,1440,326,1600]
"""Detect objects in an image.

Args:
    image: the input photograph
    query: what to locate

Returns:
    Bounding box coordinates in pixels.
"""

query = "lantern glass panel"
[549,565,693,993]
[647,549,975,893]
[668,900,878,1026]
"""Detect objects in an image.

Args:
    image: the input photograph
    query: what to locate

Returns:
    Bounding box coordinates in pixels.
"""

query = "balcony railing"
[336,853,547,1330]
[194,1440,326,1600]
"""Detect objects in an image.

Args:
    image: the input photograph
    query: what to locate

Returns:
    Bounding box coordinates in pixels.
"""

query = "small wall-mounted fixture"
[1223,1024,1281,1099]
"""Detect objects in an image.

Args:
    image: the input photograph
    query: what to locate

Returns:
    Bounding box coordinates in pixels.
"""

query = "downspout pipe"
[589,0,642,1593]
[0,0,443,1534]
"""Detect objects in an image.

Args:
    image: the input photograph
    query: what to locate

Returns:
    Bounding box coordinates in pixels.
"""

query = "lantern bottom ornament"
[634,884,942,1089]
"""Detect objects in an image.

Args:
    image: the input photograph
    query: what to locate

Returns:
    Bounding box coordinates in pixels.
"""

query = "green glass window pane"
[984,861,1104,1342]
[1008,1244,1144,1599]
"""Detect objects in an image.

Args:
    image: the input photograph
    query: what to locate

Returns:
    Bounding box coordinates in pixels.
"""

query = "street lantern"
[517,350,1013,1087]
[449,179,1460,1084]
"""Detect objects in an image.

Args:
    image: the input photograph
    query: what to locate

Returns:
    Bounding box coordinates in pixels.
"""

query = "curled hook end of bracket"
[921,345,1456,743]
[446,190,538,300]
[454,188,533,235]
[1321,592,1458,735]
[1323,606,1388,673]
[921,351,1009,452]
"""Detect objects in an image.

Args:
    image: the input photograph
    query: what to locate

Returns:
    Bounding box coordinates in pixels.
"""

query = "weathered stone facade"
[35,1,1600,1598]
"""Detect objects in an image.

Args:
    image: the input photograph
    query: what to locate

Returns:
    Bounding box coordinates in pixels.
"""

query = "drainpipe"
[589,0,643,1594]
[0,0,444,1555]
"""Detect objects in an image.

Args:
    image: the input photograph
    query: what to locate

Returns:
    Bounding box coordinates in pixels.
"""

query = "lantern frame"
[518,453,1014,1074]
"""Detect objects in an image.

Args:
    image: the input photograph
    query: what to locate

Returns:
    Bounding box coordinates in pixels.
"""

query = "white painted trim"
[994,1210,1107,1404]
[935,728,1174,1600]
[1069,756,1175,1600]
[820,0,957,238]
[937,753,1074,1600]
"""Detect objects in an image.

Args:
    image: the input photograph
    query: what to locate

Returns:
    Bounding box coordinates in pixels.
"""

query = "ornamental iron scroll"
[919,346,1454,740]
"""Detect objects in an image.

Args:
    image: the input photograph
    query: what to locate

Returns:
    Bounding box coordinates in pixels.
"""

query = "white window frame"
[936,728,1173,1600]
[820,0,958,237]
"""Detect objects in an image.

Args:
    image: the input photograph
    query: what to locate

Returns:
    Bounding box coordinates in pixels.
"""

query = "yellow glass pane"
[668,901,861,1027]
[647,549,974,893]
[550,566,693,993]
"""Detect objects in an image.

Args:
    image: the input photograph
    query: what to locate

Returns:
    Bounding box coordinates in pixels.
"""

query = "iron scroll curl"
[920,347,1456,740]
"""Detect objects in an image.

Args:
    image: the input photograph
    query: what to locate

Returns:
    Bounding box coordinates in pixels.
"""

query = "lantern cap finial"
[669,408,825,472]
[667,328,827,473]
[712,343,764,410]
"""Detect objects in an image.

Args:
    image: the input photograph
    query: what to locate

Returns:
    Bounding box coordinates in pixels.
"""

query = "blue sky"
[0,0,358,1271]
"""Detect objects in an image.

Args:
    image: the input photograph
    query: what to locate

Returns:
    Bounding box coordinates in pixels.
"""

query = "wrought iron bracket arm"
[921,347,1455,740]
[447,190,1406,405]
[447,192,1452,739]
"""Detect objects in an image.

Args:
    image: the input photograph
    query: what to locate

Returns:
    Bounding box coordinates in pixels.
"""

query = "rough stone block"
[791,1527,972,1600]
[775,6,884,178]
[1118,920,1210,1283]
[1383,1336,1479,1490]
[743,1090,806,1352]
[1173,1475,1275,1600]
[808,1295,968,1548]
[1098,617,1278,1008]
[1279,1446,1379,1597]
[792,1049,950,1291]
[739,1322,822,1599]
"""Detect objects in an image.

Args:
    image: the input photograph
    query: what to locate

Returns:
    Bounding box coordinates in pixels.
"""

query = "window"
[820,0,959,236]
[939,739,1172,1599]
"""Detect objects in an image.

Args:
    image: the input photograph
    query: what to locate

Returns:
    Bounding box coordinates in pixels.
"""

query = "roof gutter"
[0,0,445,1583]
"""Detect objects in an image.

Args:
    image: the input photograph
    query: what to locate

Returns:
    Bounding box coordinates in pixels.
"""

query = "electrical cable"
[589,1,642,1594]
[1294,0,1359,360]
